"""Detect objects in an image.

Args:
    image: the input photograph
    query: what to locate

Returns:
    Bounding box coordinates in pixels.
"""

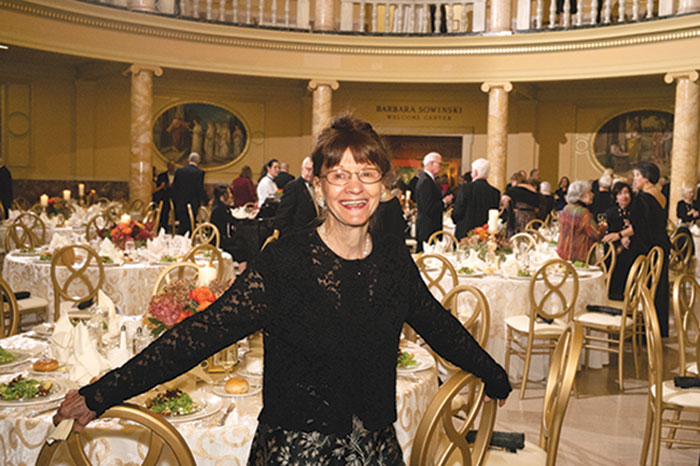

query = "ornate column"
[314,0,335,30]
[665,70,700,222]
[125,64,163,204]
[490,0,512,32]
[307,79,339,141]
[679,0,700,14]
[128,0,156,12]
[481,81,513,192]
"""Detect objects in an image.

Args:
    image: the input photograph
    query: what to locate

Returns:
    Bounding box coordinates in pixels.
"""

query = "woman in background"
[602,182,637,300]
[231,165,257,208]
[554,176,570,211]
[210,184,252,273]
[556,180,607,262]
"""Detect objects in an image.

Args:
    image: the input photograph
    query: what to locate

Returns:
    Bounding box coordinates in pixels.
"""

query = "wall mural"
[152,102,249,171]
[591,109,673,177]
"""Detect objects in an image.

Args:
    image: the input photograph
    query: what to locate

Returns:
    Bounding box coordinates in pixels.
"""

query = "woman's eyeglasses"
[321,168,382,186]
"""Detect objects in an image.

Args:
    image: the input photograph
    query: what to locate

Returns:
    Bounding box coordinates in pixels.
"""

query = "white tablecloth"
[0,336,437,465]
[0,225,78,254]
[1,252,235,319]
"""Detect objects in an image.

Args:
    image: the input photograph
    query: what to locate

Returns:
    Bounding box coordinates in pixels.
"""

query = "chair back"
[186,204,196,230]
[621,255,648,322]
[640,287,664,421]
[529,259,579,322]
[0,201,4,221]
[15,212,47,244]
[510,232,537,252]
[183,244,224,281]
[672,273,700,376]
[104,202,124,222]
[427,230,458,253]
[410,372,497,466]
[50,245,105,321]
[645,246,663,299]
[4,222,37,251]
[666,218,677,238]
[128,199,146,217]
[586,241,616,296]
[525,218,545,230]
[29,203,44,215]
[0,277,19,337]
[538,322,584,466]
[35,403,196,466]
[152,262,201,296]
[85,212,112,241]
[435,285,490,373]
[669,231,693,275]
[12,197,30,211]
[260,229,280,251]
[197,205,211,224]
[416,253,459,303]
[191,222,221,248]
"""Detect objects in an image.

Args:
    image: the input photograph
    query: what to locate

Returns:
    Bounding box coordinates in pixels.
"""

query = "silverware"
[218,402,235,426]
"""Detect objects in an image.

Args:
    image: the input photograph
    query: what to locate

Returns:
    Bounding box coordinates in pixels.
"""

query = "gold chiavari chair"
[525,218,546,231]
[0,201,4,221]
[129,198,146,216]
[168,199,177,234]
[143,201,163,232]
[666,218,678,238]
[97,196,111,205]
[671,274,700,377]
[504,258,579,399]
[11,197,30,211]
[191,222,221,248]
[35,403,196,466]
[29,203,44,215]
[509,232,537,253]
[183,244,224,281]
[104,202,124,223]
[186,203,196,230]
[197,205,211,224]
[410,372,497,466]
[639,288,700,466]
[4,222,36,252]
[51,245,105,321]
[669,231,693,277]
[574,254,646,391]
[586,241,616,299]
[427,230,458,253]
[260,229,280,251]
[484,323,584,466]
[85,212,112,241]
[152,262,201,296]
[0,277,20,338]
[15,211,47,244]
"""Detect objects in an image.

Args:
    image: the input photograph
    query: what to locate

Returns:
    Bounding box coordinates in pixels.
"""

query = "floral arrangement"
[144,278,230,337]
[98,220,154,250]
[46,197,72,219]
[459,223,512,261]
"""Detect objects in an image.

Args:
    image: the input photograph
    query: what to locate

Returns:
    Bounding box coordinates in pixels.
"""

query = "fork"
[218,402,236,426]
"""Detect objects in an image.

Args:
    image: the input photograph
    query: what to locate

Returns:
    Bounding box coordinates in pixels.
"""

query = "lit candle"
[198,265,216,287]
[488,209,499,234]
[40,194,49,208]
[119,214,131,224]
[62,190,71,201]
[78,183,85,197]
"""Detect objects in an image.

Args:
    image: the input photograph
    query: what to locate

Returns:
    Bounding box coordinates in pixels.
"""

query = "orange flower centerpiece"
[459,223,512,261]
[144,278,230,337]
[98,219,154,250]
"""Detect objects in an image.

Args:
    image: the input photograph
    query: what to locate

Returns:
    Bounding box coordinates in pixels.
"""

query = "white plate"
[13,251,41,257]
[457,271,484,279]
[498,272,532,281]
[397,358,427,373]
[0,351,33,370]
[237,367,263,378]
[0,378,67,408]
[212,378,262,398]
[142,390,223,424]
[31,323,55,337]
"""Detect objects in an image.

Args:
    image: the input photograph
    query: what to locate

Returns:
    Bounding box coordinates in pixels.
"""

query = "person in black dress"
[554,176,570,211]
[54,115,511,465]
[537,181,555,222]
[210,184,253,273]
[590,173,613,217]
[371,189,408,240]
[153,161,176,230]
[602,182,639,301]
[503,177,540,237]
[677,185,699,226]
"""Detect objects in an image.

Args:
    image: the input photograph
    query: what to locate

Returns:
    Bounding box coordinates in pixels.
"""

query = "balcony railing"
[84,0,698,34]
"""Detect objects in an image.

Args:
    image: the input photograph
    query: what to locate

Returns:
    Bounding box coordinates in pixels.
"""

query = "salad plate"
[0,376,67,407]
[457,270,484,279]
[212,378,262,398]
[0,350,33,370]
[397,351,430,373]
[13,250,41,257]
[139,390,222,424]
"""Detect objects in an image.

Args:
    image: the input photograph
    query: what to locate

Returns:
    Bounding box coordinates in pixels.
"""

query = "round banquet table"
[0,224,78,254]
[0,335,437,465]
[417,253,608,382]
[1,252,236,320]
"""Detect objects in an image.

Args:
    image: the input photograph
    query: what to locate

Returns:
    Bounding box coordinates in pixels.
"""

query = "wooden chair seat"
[575,311,634,328]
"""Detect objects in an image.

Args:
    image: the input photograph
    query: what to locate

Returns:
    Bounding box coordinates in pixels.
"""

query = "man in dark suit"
[172,152,206,235]
[274,162,295,190]
[407,168,423,203]
[451,158,500,240]
[274,157,317,236]
[0,157,12,220]
[153,161,176,231]
[416,152,453,252]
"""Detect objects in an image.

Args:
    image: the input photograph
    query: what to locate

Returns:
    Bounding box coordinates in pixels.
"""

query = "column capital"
[123,64,163,77]
[308,79,339,92]
[480,81,513,93]
[664,70,699,84]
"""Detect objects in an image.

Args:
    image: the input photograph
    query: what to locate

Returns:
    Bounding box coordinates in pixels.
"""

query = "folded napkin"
[46,419,74,445]
[674,376,700,389]
[500,254,519,276]
[585,304,622,316]
[466,430,525,453]
[48,233,72,252]
[6,209,21,222]
[98,238,123,265]
[460,249,489,272]
[99,290,122,345]
[66,322,111,385]
[51,311,75,365]
[106,328,131,369]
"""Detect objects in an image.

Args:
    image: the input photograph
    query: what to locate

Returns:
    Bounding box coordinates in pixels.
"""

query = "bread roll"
[225,376,249,394]
[33,358,59,372]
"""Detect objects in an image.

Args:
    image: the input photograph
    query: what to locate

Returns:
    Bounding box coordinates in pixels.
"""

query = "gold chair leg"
[650,407,662,466]
[618,336,625,392]
[504,327,512,374]
[665,408,681,448]
[584,329,590,368]
[640,403,653,466]
[631,330,640,379]
[519,338,534,400]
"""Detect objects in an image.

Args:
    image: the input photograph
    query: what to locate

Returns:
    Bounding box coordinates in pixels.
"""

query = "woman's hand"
[621,236,631,248]
[53,390,97,433]
[602,232,618,243]
[484,395,507,407]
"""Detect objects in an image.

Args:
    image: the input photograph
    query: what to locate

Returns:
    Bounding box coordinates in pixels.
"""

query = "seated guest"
[274,157,318,237]
[503,175,540,237]
[537,181,554,221]
[590,172,613,216]
[554,176,570,211]
[210,184,252,273]
[677,184,700,226]
[557,180,607,262]
[231,165,257,208]
[602,182,638,300]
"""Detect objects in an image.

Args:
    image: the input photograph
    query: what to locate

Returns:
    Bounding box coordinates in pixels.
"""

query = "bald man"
[274,157,318,236]
[415,152,453,251]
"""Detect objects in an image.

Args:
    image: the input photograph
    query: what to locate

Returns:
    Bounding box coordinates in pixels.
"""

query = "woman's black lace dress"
[79,229,511,465]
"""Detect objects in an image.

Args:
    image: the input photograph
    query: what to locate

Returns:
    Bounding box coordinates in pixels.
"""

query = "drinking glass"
[219,344,238,381]
[124,239,136,258]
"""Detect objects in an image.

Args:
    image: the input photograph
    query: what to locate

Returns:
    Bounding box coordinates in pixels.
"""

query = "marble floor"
[494,340,700,465]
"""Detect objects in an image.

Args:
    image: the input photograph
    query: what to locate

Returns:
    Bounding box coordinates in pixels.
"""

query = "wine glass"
[124,239,136,258]
[218,344,238,381]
